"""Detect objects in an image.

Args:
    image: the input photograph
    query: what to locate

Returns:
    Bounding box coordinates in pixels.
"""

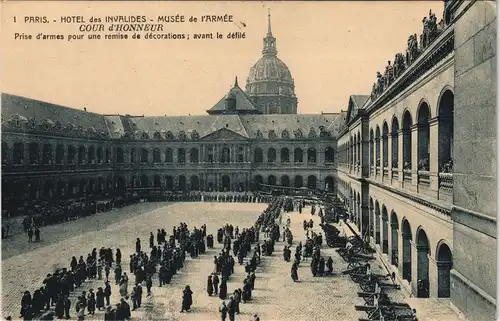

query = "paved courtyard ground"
[2,202,460,321]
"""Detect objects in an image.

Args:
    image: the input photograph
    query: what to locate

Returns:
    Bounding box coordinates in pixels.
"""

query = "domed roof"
[247,56,294,84]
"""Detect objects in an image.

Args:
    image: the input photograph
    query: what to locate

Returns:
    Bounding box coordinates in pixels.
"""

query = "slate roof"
[207,78,260,115]
[1,93,110,136]
[2,93,342,140]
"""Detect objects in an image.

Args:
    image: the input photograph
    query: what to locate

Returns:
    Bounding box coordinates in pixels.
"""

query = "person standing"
[219,301,228,321]
[207,275,214,296]
[212,273,219,295]
[180,285,193,313]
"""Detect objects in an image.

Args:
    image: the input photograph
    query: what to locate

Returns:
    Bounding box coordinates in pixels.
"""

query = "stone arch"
[325,147,335,164]
[307,175,317,189]
[390,211,399,266]
[382,121,389,168]
[190,147,199,163]
[178,175,187,191]
[381,205,389,254]
[268,175,277,186]
[177,148,186,164]
[416,227,431,298]
[190,175,200,191]
[220,146,231,163]
[221,174,231,192]
[436,241,453,298]
[294,147,303,163]
[402,110,413,169]
[391,116,400,169]
[401,218,413,283]
[140,148,148,163]
[165,148,173,163]
[153,148,161,163]
[417,101,431,171]
[369,128,374,167]
[254,175,264,191]
[374,200,381,244]
[140,174,149,187]
[254,148,263,163]
[268,148,277,163]
[294,175,303,188]
[325,176,334,192]
[307,147,317,163]
[369,197,374,238]
[153,174,161,187]
[280,147,290,163]
[281,175,290,187]
[437,89,454,171]
[165,175,174,190]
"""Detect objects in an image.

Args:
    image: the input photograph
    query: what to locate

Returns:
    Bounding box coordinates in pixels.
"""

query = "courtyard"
[2,202,457,320]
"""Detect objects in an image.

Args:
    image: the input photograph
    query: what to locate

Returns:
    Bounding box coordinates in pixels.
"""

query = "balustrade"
[438,172,453,191]
[403,169,412,182]
[383,167,389,178]
[418,170,430,186]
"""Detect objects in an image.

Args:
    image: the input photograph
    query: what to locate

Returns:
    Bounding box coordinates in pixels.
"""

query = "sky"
[2,1,444,116]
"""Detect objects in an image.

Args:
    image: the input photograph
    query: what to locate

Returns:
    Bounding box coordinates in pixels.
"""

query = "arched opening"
[307,175,317,189]
[178,175,186,191]
[87,146,95,164]
[29,179,40,199]
[402,219,413,283]
[206,146,214,163]
[294,148,303,163]
[190,148,199,163]
[281,175,290,187]
[307,148,317,163]
[105,148,110,163]
[356,193,361,228]
[391,211,399,266]
[353,136,357,165]
[325,176,334,192]
[140,175,149,188]
[369,129,374,168]
[221,175,231,192]
[56,144,64,165]
[417,102,430,171]
[97,147,103,163]
[153,175,161,187]
[117,148,124,164]
[358,132,361,165]
[237,146,244,163]
[153,148,161,163]
[382,206,389,253]
[402,111,413,170]
[115,176,126,195]
[294,175,303,188]
[55,180,66,198]
[416,228,430,298]
[190,176,199,191]
[382,122,389,168]
[44,180,54,199]
[177,148,186,164]
[267,148,276,163]
[281,148,289,163]
[78,146,85,164]
[42,144,53,165]
[438,90,454,173]
[375,126,381,167]
[391,117,400,169]
[254,148,263,163]
[29,143,39,165]
[268,175,277,186]
[130,148,136,164]
[325,147,335,164]
[220,147,231,163]
[369,198,374,238]
[165,148,173,163]
[436,243,453,298]
[140,148,149,163]
[375,201,381,244]
[254,175,263,191]
[131,176,138,188]
[165,176,173,190]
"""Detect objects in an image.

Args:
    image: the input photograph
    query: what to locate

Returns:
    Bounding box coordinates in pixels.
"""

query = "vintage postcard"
[1,1,497,321]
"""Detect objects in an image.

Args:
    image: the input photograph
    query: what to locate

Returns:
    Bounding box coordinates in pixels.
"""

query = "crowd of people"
[13,194,329,321]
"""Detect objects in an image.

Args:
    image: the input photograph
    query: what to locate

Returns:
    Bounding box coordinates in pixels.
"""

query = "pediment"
[201,128,247,141]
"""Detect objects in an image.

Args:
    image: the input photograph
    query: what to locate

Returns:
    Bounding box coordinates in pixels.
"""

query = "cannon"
[320,223,347,248]
[342,263,370,282]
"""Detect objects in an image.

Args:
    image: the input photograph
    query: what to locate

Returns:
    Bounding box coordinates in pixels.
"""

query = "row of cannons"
[320,223,418,321]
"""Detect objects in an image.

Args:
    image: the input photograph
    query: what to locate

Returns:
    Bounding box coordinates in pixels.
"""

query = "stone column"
[410,240,418,296]
[429,117,439,193]
[428,254,438,298]
[400,232,412,282]
[436,260,452,298]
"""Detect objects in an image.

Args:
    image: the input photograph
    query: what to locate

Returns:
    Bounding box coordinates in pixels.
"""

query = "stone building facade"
[335,1,496,321]
[1,13,341,215]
